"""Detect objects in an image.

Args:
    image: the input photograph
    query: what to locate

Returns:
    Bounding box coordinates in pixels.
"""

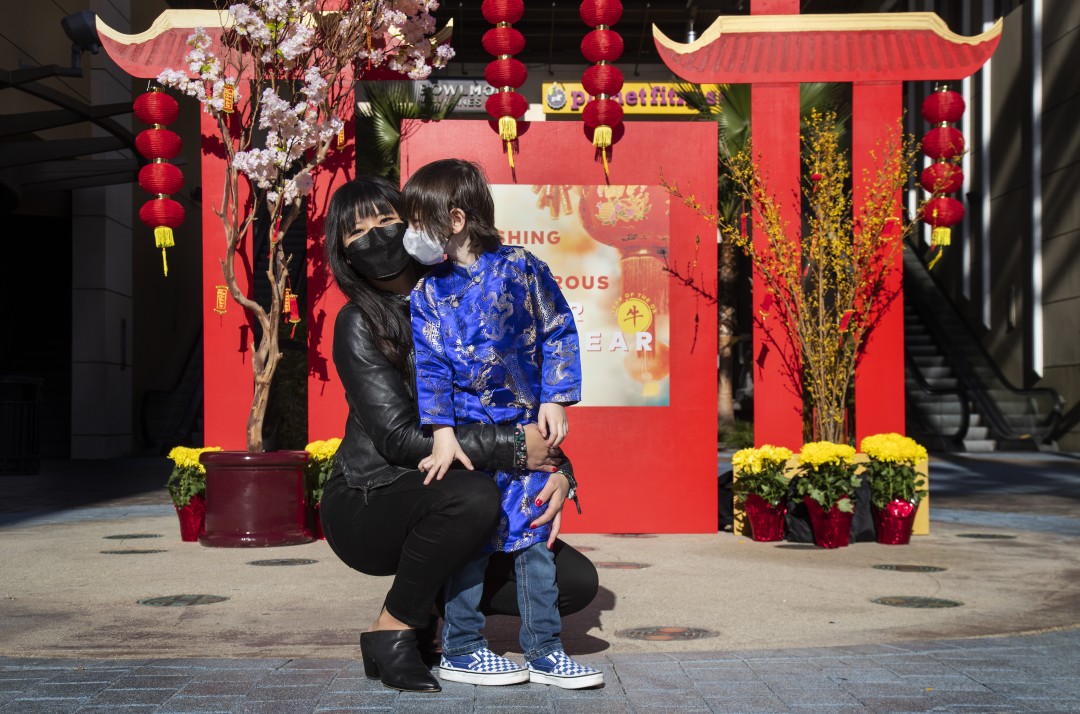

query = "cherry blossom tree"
[159,0,451,451]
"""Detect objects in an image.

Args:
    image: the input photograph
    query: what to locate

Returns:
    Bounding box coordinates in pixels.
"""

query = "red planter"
[198,451,313,547]
[174,493,206,542]
[310,501,325,540]
[744,493,787,542]
[804,496,854,549]
[873,500,918,545]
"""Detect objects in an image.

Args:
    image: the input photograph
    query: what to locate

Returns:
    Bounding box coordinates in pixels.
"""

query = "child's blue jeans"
[441,541,562,662]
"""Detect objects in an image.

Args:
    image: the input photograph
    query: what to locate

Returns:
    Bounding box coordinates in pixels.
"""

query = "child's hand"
[537,403,568,448]
[419,426,473,485]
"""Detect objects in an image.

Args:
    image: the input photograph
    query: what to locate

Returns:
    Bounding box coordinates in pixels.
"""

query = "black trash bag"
[784,477,876,543]
[718,469,735,532]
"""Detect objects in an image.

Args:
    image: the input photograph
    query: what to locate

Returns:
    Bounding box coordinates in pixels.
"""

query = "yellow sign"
[542,82,718,115]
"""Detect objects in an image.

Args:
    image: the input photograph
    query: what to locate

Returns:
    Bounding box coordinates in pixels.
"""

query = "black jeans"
[320,470,598,628]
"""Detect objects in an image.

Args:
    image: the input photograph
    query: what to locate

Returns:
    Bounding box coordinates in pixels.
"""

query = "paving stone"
[693,680,774,698]
[896,674,990,691]
[380,699,474,714]
[702,693,791,713]
[279,659,354,670]
[683,666,763,683]
[608,662,693,691]
[315,690,406,709]
[44,671,125,684]
[178,679,257,696]
[109,673,194,689]
[324,675,385,694]
[473,685,551,708]
[255,670,338,687]
[625,689,711,709]
[237,699,319,714]
[75,706,161,713]
[246,684,331,700]
[820,667,904,683]
[90,687,177,705]
[856,695,939,712]
[1,699,89,713]
[26,682,110,699]
[769,687,861,707]
[552,701,633,714]
[156,694,246,712]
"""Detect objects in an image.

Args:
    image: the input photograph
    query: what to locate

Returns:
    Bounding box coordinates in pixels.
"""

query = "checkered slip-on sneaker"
[527,651,604,689]
[438,648,530,686]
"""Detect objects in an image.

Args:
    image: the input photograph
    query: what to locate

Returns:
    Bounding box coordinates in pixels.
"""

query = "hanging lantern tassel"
[593,124,612,174]
[222,83,235,113]
[138,197,185,276]
[498,115,517,168]
[155,226,175,275]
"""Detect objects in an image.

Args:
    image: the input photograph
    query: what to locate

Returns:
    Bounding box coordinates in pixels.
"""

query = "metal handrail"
[903,349,970,449]
[903,242,1064,445]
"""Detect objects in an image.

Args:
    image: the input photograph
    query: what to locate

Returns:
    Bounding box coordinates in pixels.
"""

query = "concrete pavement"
[1,451,1078,712]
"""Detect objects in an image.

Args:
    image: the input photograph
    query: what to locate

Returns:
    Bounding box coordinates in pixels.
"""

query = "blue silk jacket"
[411,245,582,552]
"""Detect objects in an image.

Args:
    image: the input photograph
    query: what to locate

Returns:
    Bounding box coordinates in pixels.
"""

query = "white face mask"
[403,226,446,265]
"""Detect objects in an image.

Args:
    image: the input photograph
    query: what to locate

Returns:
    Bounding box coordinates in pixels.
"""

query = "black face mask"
[344,222,410,281]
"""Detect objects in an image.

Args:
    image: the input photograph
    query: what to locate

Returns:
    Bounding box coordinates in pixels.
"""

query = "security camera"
[61,10,101,70]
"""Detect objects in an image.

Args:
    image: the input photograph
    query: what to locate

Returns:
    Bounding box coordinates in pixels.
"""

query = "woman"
[319,176,598,694]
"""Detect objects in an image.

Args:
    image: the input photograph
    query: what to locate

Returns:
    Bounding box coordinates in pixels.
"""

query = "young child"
[402,159,603,689]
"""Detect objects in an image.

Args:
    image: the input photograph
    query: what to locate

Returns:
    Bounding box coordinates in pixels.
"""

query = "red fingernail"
[529,523,537,529]
[535,498,544,506]
[549,466,557,472]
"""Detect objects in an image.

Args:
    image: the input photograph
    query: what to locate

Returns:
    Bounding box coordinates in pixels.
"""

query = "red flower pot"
[744,493,787,542]
[804,496,854,548]
[198,451,313,547]
[873,500,918,545]
[174,493,206,542]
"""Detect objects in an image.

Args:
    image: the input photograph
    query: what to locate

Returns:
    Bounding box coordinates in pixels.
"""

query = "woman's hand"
[522,423,565,471]
[529,471,571,549]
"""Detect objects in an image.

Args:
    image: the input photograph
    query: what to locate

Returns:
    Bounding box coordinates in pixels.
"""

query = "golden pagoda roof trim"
[653,12,1003,55]
[96,10,234,46]
[96,10,453,46]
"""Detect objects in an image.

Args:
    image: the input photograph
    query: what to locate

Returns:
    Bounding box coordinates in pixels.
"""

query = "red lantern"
[920,163,963,195]
[921,196,965,246]
[921,89,965,124]
[578,185,670,312]
[135,128,182,161]
[483,58,528,89]
[482,27,525,56]
[134,86,184,275]
[582,64,624,96]
[482,0,527,168]
[138,162,184,196]
[922,126,965,160]
[133,91,179,125]
[581,0,625,176]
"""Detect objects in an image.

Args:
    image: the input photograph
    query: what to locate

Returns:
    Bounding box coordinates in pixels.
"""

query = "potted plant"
[732,445,793,542]
[156,1,450,546]
[304,437,340,540]
[792,441,861,548]
[860,433,928,545]
[166,446,221,541]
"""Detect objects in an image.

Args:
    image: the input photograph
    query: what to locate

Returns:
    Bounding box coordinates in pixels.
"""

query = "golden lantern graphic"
[580,185,672,399]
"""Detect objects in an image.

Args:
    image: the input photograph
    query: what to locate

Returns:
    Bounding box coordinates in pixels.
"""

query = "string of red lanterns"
[919,83,966,269]
[482,0,528,169]
[580,0,624,177]
[134,86,185,276]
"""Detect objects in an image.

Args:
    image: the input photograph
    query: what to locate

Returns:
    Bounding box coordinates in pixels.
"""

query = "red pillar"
[853,81,905,442]
[201,108,252,450]
[306,96,354,442]
[750,0,802,449]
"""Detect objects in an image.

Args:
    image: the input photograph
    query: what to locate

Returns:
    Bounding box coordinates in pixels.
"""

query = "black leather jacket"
[331,297,517,500]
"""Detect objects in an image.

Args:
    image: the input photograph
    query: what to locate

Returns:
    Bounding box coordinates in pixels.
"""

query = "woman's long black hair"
[325,176,414,379]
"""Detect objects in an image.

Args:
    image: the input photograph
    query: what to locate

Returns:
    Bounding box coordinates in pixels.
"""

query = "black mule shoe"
[360,629,441,693]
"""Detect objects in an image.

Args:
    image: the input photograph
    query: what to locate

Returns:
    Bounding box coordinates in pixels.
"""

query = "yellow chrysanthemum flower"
[798,441,856,468]
[859,433,927,465]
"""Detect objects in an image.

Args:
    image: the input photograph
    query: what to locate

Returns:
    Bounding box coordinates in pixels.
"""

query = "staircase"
[902,245,1064,451]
